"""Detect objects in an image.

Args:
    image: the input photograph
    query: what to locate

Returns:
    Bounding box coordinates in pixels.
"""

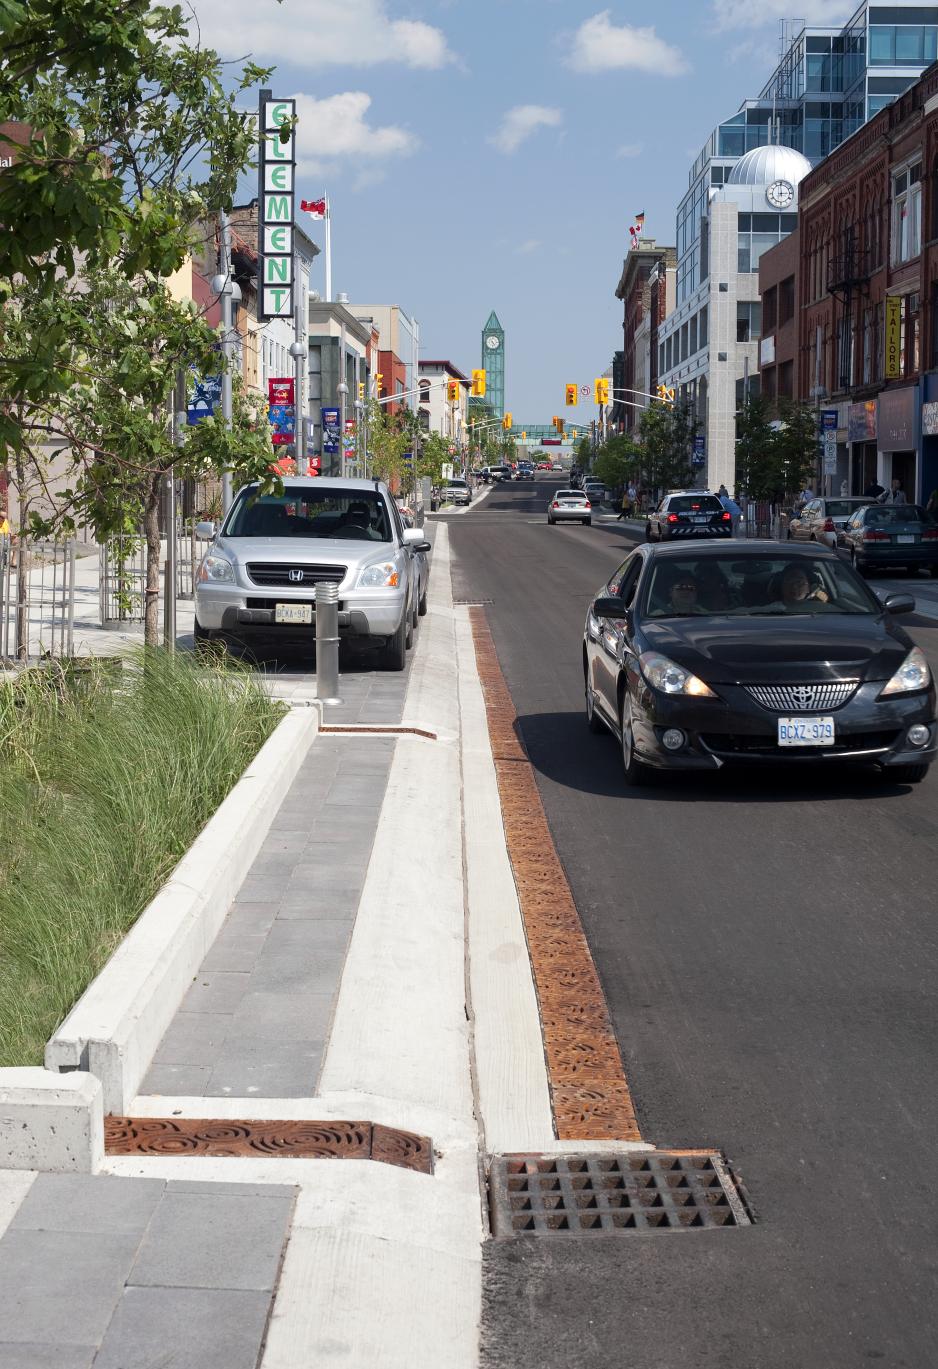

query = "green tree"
[638,401,698,498]
[592,434,641,491]
[0,0,268,459]
[365,400,410,486]
[735,394,782,500]
[775,401,820,498]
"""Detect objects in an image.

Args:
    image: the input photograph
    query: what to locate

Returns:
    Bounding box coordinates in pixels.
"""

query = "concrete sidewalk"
[0,509,562,1368]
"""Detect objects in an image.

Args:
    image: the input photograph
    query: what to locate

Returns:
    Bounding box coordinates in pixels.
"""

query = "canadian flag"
[301,198,327,218]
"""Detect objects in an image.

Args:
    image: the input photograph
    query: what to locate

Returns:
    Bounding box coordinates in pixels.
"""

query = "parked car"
[441,478,472,506]
[193,477,430,670]
[582,482,608,506]
[837,503,938,576]
[547,490,592,525]
[583,540,935,786]
[551,463,564,472]
[489,464,512,482]
[537,461,551,471]
[645,491,732,542]
[788,496,871,547]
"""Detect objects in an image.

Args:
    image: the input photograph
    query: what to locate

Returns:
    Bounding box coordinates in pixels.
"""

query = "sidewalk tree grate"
[489,1152,752,1236]
[320,724,437,739]
[469,607,641,1142]
[104,1117,433,1173]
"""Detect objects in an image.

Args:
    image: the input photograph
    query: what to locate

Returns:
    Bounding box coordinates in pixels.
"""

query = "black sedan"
[837,503,938,575]
[583,542,935,786]
[645,491,732,541]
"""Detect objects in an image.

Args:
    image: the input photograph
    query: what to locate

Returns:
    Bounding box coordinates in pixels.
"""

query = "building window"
[863,307,873,384]
[762,286,778,334]
[779,275,796,325]
[892,163,922,264]
[778,360,794,399]
[419,379,431,404]
[699,306,708,347]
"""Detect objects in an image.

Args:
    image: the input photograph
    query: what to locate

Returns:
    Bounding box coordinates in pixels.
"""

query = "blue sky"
[193,0,854,422]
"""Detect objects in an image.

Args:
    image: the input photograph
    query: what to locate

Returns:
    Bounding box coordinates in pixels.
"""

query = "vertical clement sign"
[258,91,296,320]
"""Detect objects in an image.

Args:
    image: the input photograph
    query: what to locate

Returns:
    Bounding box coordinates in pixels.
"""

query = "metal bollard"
[314,581,342,705]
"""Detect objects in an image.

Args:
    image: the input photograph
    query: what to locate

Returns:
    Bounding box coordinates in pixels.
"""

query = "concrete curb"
[0,1068,103,1172]
[45,706,319,1114]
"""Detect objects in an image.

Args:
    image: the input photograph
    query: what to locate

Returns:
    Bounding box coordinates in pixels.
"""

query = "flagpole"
[324,193,332,302]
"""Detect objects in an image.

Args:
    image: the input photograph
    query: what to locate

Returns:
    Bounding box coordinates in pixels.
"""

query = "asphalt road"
[446,478,938,1369]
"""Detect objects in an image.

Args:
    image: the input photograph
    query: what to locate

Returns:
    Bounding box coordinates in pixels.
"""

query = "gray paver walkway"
[0,1174,294,1369]
[142,735,397,1097]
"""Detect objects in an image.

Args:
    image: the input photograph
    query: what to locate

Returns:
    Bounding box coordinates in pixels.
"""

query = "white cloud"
[712,0,853,29]
[291,91,417,176]
[190,0,455,68]
[489,105,562,155]
[616,142,643,159]
[515,239,541,254]
[568,12,688,75]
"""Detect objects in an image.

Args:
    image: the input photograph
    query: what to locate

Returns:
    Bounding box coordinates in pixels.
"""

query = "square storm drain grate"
[489,1152,752,1236]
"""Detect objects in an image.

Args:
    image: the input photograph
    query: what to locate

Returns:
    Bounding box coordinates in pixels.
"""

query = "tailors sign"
[258,91,296,321]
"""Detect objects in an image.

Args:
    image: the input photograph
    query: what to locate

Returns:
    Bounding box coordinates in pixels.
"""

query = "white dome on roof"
[727,144,812,187]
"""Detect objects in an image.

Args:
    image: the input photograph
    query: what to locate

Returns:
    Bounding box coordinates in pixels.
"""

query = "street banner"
[343,417,356,456]
[820,408,838,475]
[187,373,222,425]
[692,434,706,467]
[268,376,295,446]
[321,406,340,455]
[258,92,296,321]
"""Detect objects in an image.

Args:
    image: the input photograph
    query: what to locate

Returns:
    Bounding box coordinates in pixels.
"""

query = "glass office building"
[676,2,938,306]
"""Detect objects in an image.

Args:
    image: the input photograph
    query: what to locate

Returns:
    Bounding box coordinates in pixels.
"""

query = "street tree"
[0,0,268,458]
[638,400,698,498]
[735,397,819,502]
[365,400,410,487]
[592,434,641,491]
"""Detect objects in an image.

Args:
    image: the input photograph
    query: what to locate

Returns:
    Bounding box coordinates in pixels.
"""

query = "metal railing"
[99,536,146,627]
[0,535,76,662]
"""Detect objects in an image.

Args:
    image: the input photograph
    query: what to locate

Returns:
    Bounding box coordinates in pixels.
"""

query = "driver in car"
[779,564,830,606]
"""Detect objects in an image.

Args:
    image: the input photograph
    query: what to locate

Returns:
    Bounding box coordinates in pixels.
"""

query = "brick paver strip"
[105,1116,434,1173]
[468,607,641,1142]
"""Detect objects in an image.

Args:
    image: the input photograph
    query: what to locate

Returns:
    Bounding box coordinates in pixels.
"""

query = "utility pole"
[216,208,237,513]
[290,297,307,475]
[337,318,348,477]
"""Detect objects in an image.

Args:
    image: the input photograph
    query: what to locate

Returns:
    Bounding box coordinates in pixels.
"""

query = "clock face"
[766,179,794,209]
[485,335,500,350]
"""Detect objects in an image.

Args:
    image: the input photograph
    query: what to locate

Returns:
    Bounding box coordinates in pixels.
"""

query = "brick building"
[795,59,938,500]
[613,240,676,434]
[758,230,800,413]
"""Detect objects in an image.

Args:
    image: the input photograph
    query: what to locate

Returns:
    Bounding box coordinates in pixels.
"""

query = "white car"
[194,477,429,670]
[441,478,472,506]
[547,490,592,526]
[788,496,871,548]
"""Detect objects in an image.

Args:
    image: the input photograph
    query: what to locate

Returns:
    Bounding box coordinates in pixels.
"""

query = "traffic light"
[375,372,384,395]
[471,369,486,397]
[655,383,675,403]
[595,377,610,405]
[447,380,460,403]
[358,381,365,400]
[565,383,578,407]
[555,416,565,435]
[502,412,512,430]
[521,431,526,440]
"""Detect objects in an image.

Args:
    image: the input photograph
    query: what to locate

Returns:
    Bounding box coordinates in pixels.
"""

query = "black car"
[837,503,938,575]
[583,541,935,786]
[646,491,732,541]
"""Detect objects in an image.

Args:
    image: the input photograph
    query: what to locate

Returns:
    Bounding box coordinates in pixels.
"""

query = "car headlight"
[639,651,716,698]
[358,561,401,588]
[197,553,235,584]
[880,646,931,697]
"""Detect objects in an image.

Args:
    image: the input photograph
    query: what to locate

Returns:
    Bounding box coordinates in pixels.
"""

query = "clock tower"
[481,310,505,418]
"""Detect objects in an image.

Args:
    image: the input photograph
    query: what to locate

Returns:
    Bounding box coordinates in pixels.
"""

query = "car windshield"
[557,491,585,500]
[666,495,723,513]
[643,555,880,618]
[824,500,867,517]
[448,480,467,489]
[863,505,930,524]
[225,486,392,542]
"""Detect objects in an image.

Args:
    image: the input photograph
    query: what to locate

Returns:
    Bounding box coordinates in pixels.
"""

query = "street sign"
[258,92,296,320]
[579,384,592,398]
[441,462,454,481]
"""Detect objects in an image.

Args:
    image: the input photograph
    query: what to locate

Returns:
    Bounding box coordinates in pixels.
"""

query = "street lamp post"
[289,329,307,475]
[213,209,241,514]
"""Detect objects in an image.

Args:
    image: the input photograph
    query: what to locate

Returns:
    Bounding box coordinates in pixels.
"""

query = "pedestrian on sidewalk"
[718,488,742,537]
[617,489,633,520]
[878,478,907,505]
[864,477,885,500]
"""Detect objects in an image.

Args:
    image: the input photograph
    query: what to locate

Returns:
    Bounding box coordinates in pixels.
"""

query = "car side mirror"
[195,520,216,539]
[883,592,915,615]
[593,595,629,620]
[402,528,426,548]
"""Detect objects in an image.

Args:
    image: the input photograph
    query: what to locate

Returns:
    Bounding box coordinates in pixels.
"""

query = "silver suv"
[194,477,430,670]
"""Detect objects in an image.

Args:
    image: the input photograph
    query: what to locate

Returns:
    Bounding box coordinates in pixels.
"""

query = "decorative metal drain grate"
[489,1153,751,1235]
[105,1117,433,1174]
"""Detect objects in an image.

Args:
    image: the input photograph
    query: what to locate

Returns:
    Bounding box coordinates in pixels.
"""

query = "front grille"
[745,681,859,713]
[246,562,346,588]
[701,730,901,757]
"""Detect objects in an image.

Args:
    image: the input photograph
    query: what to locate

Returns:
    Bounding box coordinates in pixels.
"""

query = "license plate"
[897,535,916,544]
[777,716,835,746]
[275,603,313,625]
[691,515,710,522]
